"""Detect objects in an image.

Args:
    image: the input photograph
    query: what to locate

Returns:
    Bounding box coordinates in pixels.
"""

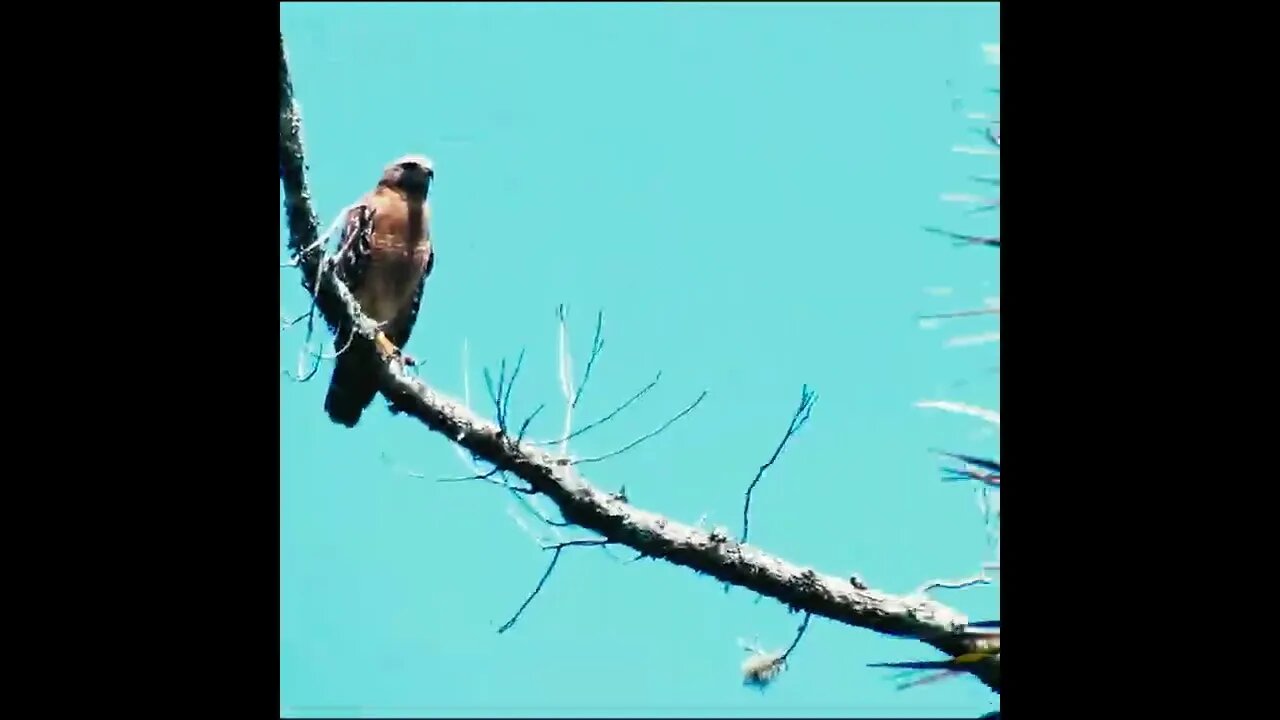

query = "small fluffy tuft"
[741,650,786,689]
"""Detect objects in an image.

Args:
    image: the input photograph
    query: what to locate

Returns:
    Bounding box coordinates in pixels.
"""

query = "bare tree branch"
[740,385,817,543]
[279,33,998,693]
[497,538,612,634]
[496,546,564,634]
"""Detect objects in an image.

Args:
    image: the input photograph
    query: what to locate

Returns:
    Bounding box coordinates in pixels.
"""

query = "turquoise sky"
[280,3,1000,717]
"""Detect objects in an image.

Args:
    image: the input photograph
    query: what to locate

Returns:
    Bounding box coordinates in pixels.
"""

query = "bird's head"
[381,154,435,199]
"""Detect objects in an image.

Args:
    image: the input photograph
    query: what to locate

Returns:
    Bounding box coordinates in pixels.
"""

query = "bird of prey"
[324,154,436,428]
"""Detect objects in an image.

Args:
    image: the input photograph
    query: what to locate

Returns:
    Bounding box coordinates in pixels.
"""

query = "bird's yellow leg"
[374,330,418,368]
[375,331,400,359]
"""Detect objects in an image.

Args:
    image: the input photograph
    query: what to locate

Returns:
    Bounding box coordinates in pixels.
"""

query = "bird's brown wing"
[324,200,382,428]
[335,199,377,293]
[386,243,433,351]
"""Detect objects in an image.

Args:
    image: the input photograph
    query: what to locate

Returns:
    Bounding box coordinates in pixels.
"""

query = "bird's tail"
[324,329,380,428]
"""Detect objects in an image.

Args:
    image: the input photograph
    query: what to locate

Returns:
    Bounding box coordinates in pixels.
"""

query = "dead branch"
[913,572,993,597]
[553,305,605,456]
[279,32,998,693]
[941,466,1001,488]
[923,226,1000,248]
[937,452,999,472]
[496,546,564,634]
[498,538,611,634]
[483,350,527,435]
[564,306,603,411]
[573,390,708,465]
[740,385,817,543]
[780,611,812,665]
[515,404,545,444]
[509,488,572,529]
[538,371,662,447]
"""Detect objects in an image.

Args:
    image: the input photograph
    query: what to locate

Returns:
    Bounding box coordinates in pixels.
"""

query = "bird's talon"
[374,332,401,360]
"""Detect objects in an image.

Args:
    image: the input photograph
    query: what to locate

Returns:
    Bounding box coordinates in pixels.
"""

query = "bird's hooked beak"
[386,154,435,197]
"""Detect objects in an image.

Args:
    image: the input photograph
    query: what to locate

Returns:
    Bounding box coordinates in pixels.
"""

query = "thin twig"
[914,572,993,597]
[779,612,813,664]
[502,349,527,430]
[941,466,1000,488]
[483,363,505,431]
[496,539,610,634]
[572,311,604,410]
[741,385,817,542]
[923,226,1000,249]
[538,372,662,447]
[497,547,564,634]
[482,350,527,435]
[553,307,607,456]
[516,404,546,444]
[574,391,709,465]
[322,325,358,359]
[510,491,571,528]
[930,450,1000,474]
[381,453,531,492]
[280,310,311,329]
[283,348,322,383]
[447,474,532,493]
[544,539,611,551]
[433,466,501,482]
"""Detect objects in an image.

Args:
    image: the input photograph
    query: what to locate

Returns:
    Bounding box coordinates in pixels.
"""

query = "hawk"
[324,155,436,428]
